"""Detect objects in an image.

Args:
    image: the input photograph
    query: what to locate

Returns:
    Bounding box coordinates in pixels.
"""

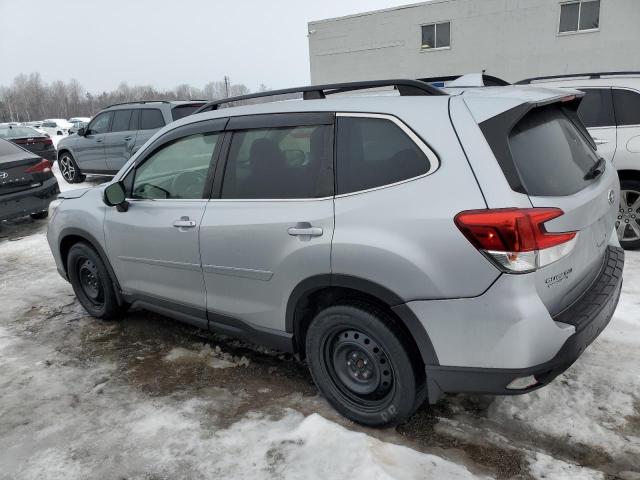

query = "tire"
[617,179,640,250]
[305,302,420,427]
[58,152,85,184]
[67,243,122,319]
[30,211,48,220]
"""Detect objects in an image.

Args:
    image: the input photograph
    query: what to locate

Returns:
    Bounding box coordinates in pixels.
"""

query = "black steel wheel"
[67,242,122,319]
[306,303,421,427]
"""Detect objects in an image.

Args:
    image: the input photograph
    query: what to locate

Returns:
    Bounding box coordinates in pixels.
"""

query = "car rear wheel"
[616,179,640,250]
[58,152,85,184]
[305,303,420,427]
[67,243,122,319]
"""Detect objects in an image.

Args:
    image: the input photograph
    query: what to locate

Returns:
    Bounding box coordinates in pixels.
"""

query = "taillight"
[25,159,52,174]
[454,208,577,273]
[41,138,53,146]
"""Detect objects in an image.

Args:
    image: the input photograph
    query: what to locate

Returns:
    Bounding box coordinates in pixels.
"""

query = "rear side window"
[172,104,204,121]
[613,89,640,126]
[508,106,599,196]
[221,124,333,199]
[111,109,133,133]
[139,109,165,130]
[336,116,431,195]
[577,89,614,128]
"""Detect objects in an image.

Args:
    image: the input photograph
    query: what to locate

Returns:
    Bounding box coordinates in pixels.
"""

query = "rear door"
[576,88,617,162]
[132,108,166,154]
[199,113,334,333]
[506,104,619,314]
[76,111,112,171]
[104,109,138,172]
[612,88,640,169]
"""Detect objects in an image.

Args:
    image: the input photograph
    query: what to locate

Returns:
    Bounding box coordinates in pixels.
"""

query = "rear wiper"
[584,157,606,181]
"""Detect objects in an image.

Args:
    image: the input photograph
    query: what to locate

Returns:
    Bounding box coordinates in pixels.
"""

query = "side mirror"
[77,127,85,136]
[103,182,128,212]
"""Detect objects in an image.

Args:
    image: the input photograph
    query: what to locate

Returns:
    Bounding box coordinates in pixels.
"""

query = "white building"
[308,0,640,84]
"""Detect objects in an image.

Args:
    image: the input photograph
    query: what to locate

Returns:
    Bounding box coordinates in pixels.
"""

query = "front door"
[104,126,225,326]
[199,114,335,334]
[76,111,112,171]
[104,108,138,172]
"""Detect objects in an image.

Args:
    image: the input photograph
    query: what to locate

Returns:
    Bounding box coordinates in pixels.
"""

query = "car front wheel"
[58,152,85,184]
[305,303,421,427]
[67,243,122,319]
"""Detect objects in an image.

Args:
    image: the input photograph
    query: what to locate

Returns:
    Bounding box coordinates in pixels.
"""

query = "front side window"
[559,0,600,33]
[139,109,165,130]
[86,112,112,135]
[421,21,451,49]
[577,89,614,128]
[111,109,133,133]
[221,124,333,199]
[336,116,432,195]
[613,89,640,126]
[132,132,220,200]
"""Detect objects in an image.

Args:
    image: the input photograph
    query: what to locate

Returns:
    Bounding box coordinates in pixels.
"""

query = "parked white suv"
[517,72,640,249]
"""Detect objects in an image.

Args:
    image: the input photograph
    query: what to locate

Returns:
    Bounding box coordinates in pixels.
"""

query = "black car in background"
[0,139,59,221]
[0,125,56,161]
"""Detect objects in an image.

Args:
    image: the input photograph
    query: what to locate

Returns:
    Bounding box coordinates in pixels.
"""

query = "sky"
[0,0,417,93]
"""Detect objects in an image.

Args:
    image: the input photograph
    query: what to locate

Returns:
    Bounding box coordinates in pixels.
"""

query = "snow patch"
[529,452,604,480]
[164,344,251,369]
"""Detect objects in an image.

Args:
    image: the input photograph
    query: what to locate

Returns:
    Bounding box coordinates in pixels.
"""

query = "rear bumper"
[0,176,60,221]
[424,246,624,402]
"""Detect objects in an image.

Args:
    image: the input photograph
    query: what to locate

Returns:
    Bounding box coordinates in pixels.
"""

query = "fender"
[286,274,440,366]
[58,227,124,306]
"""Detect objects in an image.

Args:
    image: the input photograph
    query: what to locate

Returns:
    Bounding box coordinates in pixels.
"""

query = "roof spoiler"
[419,73,511,88]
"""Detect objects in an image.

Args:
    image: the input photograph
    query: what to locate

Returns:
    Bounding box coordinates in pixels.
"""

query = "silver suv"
[56,100,205,183]
[47,80,624,427]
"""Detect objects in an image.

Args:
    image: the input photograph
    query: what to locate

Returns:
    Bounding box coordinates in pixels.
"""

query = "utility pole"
[224,76,230,98]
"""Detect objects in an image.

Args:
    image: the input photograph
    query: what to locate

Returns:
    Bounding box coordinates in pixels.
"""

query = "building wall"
[308,0,640,84]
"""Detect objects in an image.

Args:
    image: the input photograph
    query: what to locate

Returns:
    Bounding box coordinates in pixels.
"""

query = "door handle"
[95,138,104,143]
[173,216,196,229]
[288,225,323,237]
[594,138,609,145]
[124,136,133,141]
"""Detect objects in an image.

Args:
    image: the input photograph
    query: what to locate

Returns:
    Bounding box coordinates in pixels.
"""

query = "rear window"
[0,139,27,160]
[139,109,165,130]
[172,104,204,121]
[508,106,599,196]
[0,127,42,138]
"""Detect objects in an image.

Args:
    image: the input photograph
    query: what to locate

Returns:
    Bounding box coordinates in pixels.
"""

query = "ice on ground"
[529,452,604,480]
[164,344,251,369]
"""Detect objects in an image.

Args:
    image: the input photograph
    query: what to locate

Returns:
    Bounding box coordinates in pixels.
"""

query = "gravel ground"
[0,171,638,479]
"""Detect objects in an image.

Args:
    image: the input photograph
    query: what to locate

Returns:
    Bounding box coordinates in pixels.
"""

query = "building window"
[421,22,450,49]
[559,0,600,33]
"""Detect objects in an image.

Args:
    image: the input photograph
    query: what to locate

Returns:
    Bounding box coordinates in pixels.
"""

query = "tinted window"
[139,109,165,130]
[172,104,205,121]
[86,112,112,134]
[613,89,640,126]
[111,109,133,132]
[129,109,139,131]
[336,116,430,195]
[509,106,599,196]
[221,124,333,199]
[0,126,42,138]
[577,89,614,128]
[133,133,220,200]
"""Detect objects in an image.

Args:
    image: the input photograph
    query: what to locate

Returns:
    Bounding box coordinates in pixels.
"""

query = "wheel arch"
[58,228,124,306]
[286,274,440,367]
[617,169,640,183]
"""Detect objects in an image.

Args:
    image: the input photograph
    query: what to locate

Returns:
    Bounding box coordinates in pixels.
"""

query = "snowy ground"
[0,171,638,479]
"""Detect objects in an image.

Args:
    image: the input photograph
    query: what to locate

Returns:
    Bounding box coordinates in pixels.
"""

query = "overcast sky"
[0,0,415,93]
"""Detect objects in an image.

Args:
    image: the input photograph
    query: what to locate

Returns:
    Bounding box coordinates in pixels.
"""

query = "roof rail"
[104,100,171,109]
[193,79,446,113]
[419,74,510,87]
[516,71,640,85]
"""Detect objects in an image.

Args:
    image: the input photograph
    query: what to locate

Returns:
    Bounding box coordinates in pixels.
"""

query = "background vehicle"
[68,120,89,135]
[40,118,71,136]
[0,138,59,221]
[517,72,640,249]
[0,125,56,160]
[56,100,205,183]
[47,80,623,428]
